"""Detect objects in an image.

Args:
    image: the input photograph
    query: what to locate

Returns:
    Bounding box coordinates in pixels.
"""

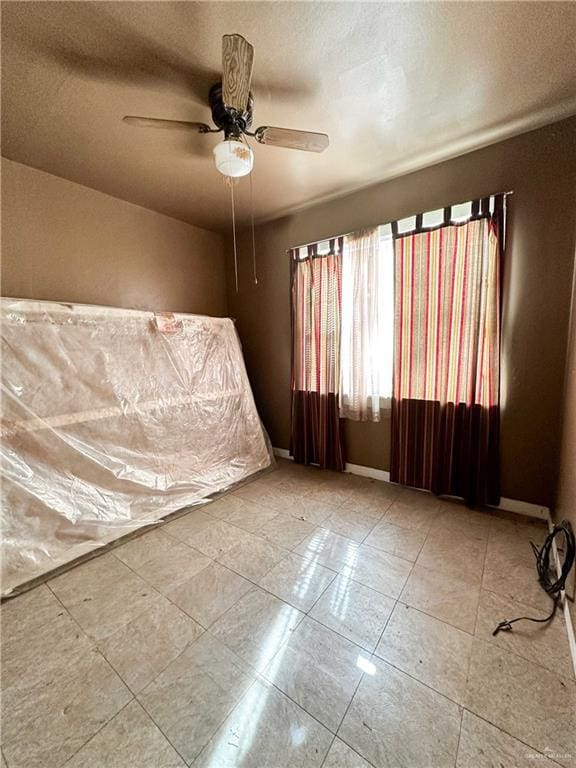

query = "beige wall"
[555,253,576,532]
[1,158,226,316]
[227,117,576,507]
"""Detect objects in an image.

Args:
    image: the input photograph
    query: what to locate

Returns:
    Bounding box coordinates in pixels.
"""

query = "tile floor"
[2,459,575,767]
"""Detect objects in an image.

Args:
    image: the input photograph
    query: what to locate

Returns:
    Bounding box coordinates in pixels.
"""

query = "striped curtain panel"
[290,239,345,470]
[391,196,505,505]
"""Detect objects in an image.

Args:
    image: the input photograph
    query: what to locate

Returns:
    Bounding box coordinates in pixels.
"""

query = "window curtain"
[290,239,345,471]
[339,228,383,421]
[390,196,505,506]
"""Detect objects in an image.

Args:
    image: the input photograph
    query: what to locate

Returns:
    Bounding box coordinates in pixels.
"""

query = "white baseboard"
[273,446,550,520]
[491,497,550,521]
[344,462,391,483]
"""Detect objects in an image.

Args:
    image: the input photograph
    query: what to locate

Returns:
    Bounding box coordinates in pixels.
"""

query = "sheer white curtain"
[339,226,393,421]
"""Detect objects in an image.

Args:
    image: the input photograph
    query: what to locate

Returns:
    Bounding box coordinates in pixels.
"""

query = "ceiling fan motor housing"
[209,82,254,139]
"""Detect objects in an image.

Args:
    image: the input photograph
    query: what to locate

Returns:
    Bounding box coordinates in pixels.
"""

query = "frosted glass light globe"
[213,139,254,177]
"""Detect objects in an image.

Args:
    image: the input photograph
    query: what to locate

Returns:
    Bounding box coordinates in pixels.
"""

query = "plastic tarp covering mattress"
[0,298,273,595]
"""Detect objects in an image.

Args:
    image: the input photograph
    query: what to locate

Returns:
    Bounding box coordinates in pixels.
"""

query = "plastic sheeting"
[1,299,273,595]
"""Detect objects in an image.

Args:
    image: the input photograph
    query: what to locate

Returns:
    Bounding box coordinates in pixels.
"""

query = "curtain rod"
[286,190,514,253]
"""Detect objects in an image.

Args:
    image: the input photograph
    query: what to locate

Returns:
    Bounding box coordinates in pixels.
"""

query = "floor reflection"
[199,596,304,764]
[198,532,362,764]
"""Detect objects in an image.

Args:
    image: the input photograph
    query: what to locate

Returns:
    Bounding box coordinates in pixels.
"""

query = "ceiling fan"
[123,34,329,178]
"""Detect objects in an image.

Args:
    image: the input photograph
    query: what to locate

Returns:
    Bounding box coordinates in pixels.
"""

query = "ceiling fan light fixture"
[213,139,253,178]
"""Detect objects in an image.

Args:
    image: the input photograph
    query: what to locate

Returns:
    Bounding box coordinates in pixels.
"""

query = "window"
[291,196,504,431]
[339,226,394,420]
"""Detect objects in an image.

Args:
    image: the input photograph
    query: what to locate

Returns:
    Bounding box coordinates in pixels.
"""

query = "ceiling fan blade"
[254,126,329,153]
[222,34,254,112]
[123,116,213,132]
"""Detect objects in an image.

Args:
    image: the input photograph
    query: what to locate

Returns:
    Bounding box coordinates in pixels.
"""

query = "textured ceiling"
[2,1,576,232]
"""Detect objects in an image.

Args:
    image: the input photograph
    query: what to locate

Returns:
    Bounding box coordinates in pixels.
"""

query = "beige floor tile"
[238,480,279,497]
[65,700,185,767]
[376,603,473,704]
[285,496,339,526]
[294,527,361,572]
[465,639,576,765]
[230,481,263,499]
[8,472,566,768]
[382,501,442,532]
[275,468,306,484]
[204,492,252,519]
[0,584,65,636]
[193,678,332,768]
[278,474,328,496]
[2,606,95,705]
[279,476,310,500]
[263,616,364,731]
[260,514,317,549]
[474,589,574,680]
[306,484,355,506]
[130,541,211,594]
[351,479,402,506]
[48,551,133,600]
[210,587,304,672]
[323,738,373,768]
[219,500,280,534]
[320,471,358,489]
[184,520,260,559]
[98,598,204,693]
[400,563,481,633]
[364,519,427,561]
[234,483,306,511]
[416,528,487,584]
[489,516,548,545]
[456,710,559,767]
[397,487,443,508]
[113,527,176,570]
[382,491,443,532]
[167,562,251,627]
[342,494,393,517]
[163,509,214,543]
[138,633,256,765]
[272,472,314,491]
[435,507,493,541]
[48,553,162,640]
[482,547,551,611]
[259,552,336,612]
[486,528,545,568]
[272,474,304,490]
[344,478,391,497]
[342,544,413,599]
[339,656,461,768]
[321,507,382,542]
[2,650,131,768]
[217,535,289,582]
[309,574,395,652]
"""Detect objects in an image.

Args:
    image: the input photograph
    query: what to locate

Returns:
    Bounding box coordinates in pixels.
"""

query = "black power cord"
[493,519,575,636]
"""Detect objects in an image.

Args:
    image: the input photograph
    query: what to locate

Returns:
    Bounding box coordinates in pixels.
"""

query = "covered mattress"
[1,298,272,594]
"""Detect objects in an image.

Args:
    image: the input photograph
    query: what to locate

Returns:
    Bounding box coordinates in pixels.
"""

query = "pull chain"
[242,134,258,286]
[229,177,239,293]
[248,159,258,285]
[227,136,258,293]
